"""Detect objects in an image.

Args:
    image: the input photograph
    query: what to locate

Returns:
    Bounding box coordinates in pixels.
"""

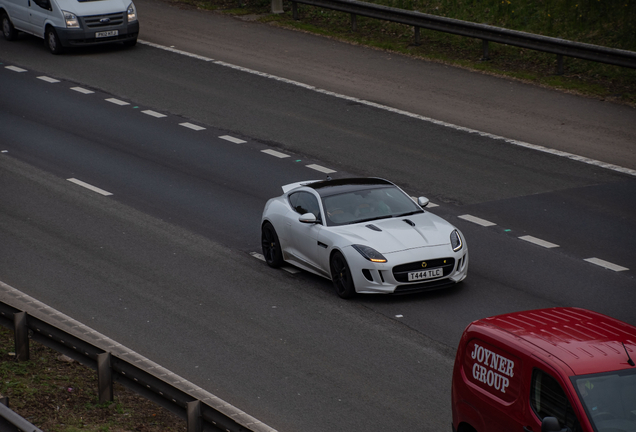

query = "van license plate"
[408,268,443,281]
[96,30,118,38]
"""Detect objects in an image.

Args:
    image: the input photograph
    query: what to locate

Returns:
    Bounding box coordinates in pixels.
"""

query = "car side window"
[288,192,321,222]
[531,369,580,431]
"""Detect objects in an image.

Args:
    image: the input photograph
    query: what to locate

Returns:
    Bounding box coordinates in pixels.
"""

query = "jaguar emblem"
[421,261,427,268]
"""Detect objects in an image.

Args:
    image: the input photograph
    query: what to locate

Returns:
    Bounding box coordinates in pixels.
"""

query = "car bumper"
[343,244,469,295]
[56,22,139,47]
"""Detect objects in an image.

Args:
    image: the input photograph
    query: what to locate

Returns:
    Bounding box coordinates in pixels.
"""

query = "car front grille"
[84,12,125,28]
[393,278,456,294]
[392,258,455,283]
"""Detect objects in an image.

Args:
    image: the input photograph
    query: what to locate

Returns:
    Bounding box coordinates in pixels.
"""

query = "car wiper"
[395,210,424,217]
[355,214,394,224]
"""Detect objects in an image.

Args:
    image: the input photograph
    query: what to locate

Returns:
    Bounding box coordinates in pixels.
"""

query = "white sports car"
[260,177,468,298]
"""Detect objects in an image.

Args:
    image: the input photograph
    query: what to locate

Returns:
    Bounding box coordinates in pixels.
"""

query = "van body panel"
[452,307,636,432]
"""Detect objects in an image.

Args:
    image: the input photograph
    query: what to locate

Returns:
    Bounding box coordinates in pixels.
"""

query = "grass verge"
[0,326,185,431]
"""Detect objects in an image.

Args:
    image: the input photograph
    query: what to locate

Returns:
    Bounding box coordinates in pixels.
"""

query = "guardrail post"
[556,54,564,75]
[13,311,29,361]
[187,400,202,432]
[481,39,489,61]
[414,26,420,45]
[292,1,298,19]
[271,0,283,14]
[97,352,114,404]
[351,13,357,31]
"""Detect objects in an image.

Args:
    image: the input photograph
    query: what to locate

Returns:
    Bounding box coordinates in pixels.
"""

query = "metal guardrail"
[0,281,277,432]
[272,0,636,73]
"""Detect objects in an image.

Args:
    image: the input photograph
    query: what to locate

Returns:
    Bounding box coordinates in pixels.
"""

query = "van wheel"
[45,27,63,54]
[2,13,18,41]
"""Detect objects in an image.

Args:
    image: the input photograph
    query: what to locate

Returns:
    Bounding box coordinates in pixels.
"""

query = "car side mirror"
[541,417,571,432]
[299,213,317,224]
[417,197,429,208]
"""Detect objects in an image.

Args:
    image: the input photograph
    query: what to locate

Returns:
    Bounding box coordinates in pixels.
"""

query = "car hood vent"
[403,219,415,227]
[365,224,382,232]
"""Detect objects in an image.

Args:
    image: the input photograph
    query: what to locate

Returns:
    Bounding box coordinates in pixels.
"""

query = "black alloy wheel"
[330,251,356,299]
[261,222,284,268]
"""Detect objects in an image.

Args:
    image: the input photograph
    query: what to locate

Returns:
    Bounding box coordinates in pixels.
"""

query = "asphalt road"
[1,3,636,431]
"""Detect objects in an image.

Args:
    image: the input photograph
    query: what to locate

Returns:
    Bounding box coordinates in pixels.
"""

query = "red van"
[451,307,636,432]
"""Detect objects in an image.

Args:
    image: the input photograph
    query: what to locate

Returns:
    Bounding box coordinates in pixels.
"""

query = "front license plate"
[96,30,118,38]
[408,268,443,281]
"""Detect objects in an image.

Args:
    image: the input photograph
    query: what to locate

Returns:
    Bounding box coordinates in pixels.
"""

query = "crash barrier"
[0,398,43,432]
[0,281,277,432]
[272,0,636,74]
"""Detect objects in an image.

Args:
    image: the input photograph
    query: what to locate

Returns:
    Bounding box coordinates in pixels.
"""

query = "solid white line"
[6,66,27,72]
[142,110,167,118]
[71,87,94,94]
[519,235,559,249]
[219,135,246,144]
[306,164,336,174]
[67,178,113,196]
[262,149,290,158]
[180,122,206,131]
[584,258,629,272]
[137,39,636,178]
[37,76,60,83]
[106,98,129,106]
[458,214,496,227]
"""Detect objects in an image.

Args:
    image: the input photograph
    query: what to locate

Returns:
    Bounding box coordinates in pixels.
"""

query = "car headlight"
[127,2,137,23]
[63,11,79,28]
[352,244,387,263]
[450,230,463,252]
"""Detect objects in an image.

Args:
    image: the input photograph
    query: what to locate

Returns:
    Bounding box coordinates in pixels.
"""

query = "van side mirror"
[541,417,571,432]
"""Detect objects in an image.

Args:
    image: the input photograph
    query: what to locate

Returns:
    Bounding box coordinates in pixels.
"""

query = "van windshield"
[572,369,636,431]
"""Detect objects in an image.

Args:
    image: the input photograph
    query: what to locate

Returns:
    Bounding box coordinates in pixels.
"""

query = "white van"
[1,0,138,54]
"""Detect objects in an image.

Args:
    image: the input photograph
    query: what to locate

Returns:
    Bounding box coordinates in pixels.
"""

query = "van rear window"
[463,339,520,403]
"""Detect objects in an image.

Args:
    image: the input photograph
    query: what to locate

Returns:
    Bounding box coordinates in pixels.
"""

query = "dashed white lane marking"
[67,178,113,196]
[584,258,629,272]
[219,135,246,144]
[106,98,129,106]
[458,214,496,227]
[250,252,300,274]
[519,235,559,249]
[37,76,60,83]
[180,122,205,131]
[307,164,336,174]
[138,40,636,178]
[142,110,167,118]
[71,87,94,94]
[262,149,290,158]
[6,66,27,72]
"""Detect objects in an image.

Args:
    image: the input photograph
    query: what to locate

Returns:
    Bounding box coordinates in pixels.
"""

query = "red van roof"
[476,307,636,376]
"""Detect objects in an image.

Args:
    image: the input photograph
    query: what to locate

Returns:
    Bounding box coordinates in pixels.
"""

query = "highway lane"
[1,21,636,432]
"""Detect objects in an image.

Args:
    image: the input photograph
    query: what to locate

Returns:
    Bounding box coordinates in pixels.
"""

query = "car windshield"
[321,186,423,226]
[571,368,636,431]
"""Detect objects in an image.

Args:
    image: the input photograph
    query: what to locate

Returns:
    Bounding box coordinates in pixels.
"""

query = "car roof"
[305,178,395,197]
[474,307,636,376]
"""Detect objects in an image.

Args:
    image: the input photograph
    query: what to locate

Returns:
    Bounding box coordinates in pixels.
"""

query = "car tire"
[330,251,356,299]
[45,27,63,54]
[2,13,18,41]
[261,222,284,268]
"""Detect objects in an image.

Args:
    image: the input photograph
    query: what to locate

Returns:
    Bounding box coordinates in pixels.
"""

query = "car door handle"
[523,427,533,432]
